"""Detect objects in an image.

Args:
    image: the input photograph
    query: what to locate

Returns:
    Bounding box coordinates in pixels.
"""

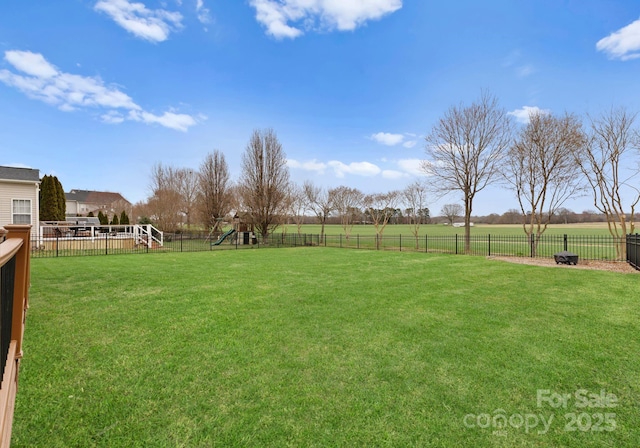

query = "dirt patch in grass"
[488,256,638,274]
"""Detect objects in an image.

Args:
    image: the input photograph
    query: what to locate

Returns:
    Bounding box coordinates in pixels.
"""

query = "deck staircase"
[134,225,163,249]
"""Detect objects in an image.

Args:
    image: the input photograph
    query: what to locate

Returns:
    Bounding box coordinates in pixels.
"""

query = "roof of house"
[65,189,130,205]
[0,166,40,182]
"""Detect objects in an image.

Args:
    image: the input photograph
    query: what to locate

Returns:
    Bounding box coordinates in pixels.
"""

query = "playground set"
[209,213,257,247]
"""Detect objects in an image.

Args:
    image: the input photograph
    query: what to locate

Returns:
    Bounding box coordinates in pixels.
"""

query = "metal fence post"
[399,234,402,252]
[564,234,568,252]
[488,234,491,257]
[530,234,535,258]
[105,232,109,255]
[455,234,458,255]
[425,234,428,253]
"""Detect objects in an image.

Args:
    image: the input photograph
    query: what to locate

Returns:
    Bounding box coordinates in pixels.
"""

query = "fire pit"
[554,251,579,265]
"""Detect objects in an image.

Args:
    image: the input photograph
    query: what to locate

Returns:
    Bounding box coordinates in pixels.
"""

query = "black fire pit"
[554,251,579,265]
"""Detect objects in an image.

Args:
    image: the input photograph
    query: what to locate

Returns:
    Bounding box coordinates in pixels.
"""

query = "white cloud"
[328,160,381,177]
[371,132,404,146]
[128,110,197,132]
[94,0,183,42]
[369,132,418,148]
[287,159,327,174]
[371,131,420,148]
[4,51,58,78]
[0,50,198,131]
[396,158,424,176]
[382,169,407,179]
[597,18,640,61]
[508,106,551,124]
[402,140,417,148]
[290,158,382,178]
[503,50,537,78]
[196,0,212,25]
[101,111,126,124]
[249,0,402,39]
[516,64,534,77]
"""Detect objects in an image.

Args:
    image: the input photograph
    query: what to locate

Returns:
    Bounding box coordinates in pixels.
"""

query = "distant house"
[0,166,40,229]
[65,189,132,218]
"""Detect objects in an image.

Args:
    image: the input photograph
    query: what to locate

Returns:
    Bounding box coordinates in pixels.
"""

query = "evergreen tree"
[87,211,95,217]
[53,176,66,220]
[120,210,130,225]
[98,210,108,225]
[39,175,60,221]
[111,214,119,225]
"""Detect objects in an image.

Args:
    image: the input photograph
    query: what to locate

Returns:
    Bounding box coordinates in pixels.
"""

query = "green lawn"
[13,248,640,447]
[279,223,619,237]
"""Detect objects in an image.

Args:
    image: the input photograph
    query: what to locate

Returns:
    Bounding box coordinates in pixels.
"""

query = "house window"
[12,199,32,224]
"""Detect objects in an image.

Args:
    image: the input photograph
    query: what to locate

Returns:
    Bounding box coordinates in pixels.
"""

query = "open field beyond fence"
[13,249,640,447]
[30,222,634,262]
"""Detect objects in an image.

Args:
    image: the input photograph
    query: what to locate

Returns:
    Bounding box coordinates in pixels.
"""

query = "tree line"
[136,95,639,256]
[423,93,639,257]
[136,129,431,244]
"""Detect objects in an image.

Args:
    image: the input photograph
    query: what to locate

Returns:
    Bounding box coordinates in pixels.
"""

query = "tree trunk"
[464,196,473,254]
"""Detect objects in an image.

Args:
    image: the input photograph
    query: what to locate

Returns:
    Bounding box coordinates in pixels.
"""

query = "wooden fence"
[0,225,31,447]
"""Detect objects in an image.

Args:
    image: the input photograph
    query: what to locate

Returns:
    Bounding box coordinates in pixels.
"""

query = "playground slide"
[211,229,236,246]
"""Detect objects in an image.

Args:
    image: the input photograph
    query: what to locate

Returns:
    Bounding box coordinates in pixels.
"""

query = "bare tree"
[288,183,308,235]
[440,203,463,225]
[423,93,512,253]
[303,181,335,242]
[238,128,291,239]
[148,163,182,231]
[332,186,364,239]
[574,107,640,258]
[363,191,400,249]
[278,184,296,236]
[403,181,429,248]
[503,112,586,252]
[175,168,200,231]
[199,150,232,233]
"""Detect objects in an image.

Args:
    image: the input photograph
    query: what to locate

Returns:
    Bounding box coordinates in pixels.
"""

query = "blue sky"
[1,0,640,216]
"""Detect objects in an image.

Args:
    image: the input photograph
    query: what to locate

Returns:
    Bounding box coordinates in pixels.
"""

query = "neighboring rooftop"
[0,166,40,182]
[65,189,130,205]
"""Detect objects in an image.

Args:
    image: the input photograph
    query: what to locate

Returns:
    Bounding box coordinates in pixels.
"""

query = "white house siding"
[66,200,79,216]
[0,180,40,230]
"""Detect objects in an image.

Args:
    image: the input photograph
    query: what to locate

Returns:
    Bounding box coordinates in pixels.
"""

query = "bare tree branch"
[503,111,586,251]
[199,150,232,233]
[573,107,640,257]
[238,128,291,239]
[423,92,512,252]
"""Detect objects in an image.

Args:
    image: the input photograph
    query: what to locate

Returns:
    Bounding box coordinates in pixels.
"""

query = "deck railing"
[0,225,31,448]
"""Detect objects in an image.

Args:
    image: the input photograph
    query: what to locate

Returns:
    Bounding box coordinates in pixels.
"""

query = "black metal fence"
[627,234,639,270]
[322,233,626,261]
[30,230,628,262]
[29,231,324,258]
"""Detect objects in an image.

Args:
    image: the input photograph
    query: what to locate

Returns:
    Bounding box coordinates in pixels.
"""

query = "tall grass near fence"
[13,249,640,447]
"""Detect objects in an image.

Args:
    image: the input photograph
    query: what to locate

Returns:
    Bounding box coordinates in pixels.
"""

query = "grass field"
[278,223,620,237]
[13,248,640,447]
